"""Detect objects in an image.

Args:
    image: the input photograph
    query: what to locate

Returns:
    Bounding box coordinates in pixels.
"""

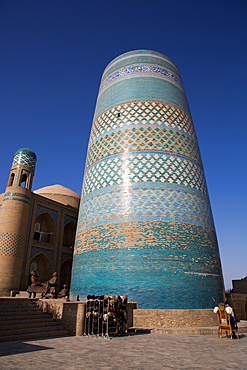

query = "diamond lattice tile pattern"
[90,101,196,143]
[82,153,207,197]
[86,125,200,169]
[0,232,25,258]
[13,153,36,168]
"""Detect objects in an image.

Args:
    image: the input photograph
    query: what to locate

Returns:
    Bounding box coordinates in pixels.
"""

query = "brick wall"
[133,309,218,328]
[226,293,247,320]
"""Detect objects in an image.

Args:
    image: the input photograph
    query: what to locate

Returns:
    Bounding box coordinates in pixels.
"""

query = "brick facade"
[0,149,80,295]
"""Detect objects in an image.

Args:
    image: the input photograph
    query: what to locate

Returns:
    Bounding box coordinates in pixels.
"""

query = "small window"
[20,173,28,188]
[8,173,15,187]
[34,223,41,232]
[34,223,41,241]
[33,213,55,244]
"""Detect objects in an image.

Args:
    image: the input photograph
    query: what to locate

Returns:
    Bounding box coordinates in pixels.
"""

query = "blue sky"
[0,0,246,290]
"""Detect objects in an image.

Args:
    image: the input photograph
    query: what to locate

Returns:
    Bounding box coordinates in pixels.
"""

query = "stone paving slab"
[0,333,246,369]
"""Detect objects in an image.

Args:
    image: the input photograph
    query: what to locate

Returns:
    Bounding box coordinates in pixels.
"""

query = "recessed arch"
[60,258,72,290]
[8,172,15,187]
[63,220,76,248]
[29,252,52,283]
[33,212,55,244]
[20,173,28,188]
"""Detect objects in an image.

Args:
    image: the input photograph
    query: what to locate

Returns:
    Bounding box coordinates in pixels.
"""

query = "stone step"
[0,321,60,331]
[151,327,220,335]
[0,297,69,342]
[0,302,38,308]
[0,306,42,312]
[0,317,55,326]
[129,327,219,335]
[0,299,37,304]
[130,321,247,336]
[0,313,52,321]
[0,300,38,308]
[0,325,66,337]
[0,310,49,317]
[0,330,69,342]
[0,298,37,301]
[0,302,45,311]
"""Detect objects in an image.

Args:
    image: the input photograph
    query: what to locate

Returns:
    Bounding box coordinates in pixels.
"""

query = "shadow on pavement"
[0,341,53,357]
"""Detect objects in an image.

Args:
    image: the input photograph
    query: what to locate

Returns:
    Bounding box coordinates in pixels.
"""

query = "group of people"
[27,270,69,299]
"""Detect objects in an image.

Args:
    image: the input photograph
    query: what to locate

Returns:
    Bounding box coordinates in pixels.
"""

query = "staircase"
[0,298,69,342]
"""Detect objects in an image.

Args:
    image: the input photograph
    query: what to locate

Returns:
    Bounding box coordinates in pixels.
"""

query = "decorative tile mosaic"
[82,152,207,197]
[74,220,220,259]
[3,194,31,206]
[86,125,201,170]
[89,101,196,144]
[71,220,223,308]
[99,65,183,96]
[64,214,77,225]
[0,232,25,258]
[4,192,31,201]
[77,184,214,231]
[36,205,58,223]
[12,151,36,169]
[103,51,179,80]
[31,246,54,262]
[95,77,191,119]
[61,252,73,264]
[71,50,223,309]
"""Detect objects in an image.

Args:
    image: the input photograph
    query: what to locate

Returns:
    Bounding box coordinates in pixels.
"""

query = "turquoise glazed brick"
[70,50,224,308]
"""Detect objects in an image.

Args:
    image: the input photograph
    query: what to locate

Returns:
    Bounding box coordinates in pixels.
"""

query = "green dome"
[14,148,37,160]
[13,148,37,168]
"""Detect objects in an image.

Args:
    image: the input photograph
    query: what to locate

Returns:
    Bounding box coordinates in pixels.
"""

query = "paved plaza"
[0,333,246,369]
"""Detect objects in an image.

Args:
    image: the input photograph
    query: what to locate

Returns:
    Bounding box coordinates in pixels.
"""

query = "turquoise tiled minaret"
[71,50,224,308]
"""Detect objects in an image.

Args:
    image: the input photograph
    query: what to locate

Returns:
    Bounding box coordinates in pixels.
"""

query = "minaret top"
[12,148,37,169]
[7,148,37,190]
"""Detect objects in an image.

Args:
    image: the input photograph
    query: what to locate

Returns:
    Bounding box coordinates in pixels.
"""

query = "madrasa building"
[0,148,80,295]
[0,50,225,309]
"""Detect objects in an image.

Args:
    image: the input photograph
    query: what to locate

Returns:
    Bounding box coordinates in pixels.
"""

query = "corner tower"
[0,148,36,295]
[71,50,224,308]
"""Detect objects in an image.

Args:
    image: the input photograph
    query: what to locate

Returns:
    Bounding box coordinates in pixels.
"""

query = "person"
[225,304,238,338]
[30,270,40,286]
[57,284,69,299]
[43,272,58,298]
[27,270,41,298]
[215,300,238,339]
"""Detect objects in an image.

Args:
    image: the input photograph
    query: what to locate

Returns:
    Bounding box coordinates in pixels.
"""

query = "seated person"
[43,272,58,297]
[57,284,69,299]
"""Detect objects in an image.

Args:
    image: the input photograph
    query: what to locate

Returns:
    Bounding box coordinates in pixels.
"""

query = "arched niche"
[29,252,52,283]
[33,212,55,244]
[7,171,15,187]
[19,169,32,189]
[63,221,76,249]
[60,258,72,290]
